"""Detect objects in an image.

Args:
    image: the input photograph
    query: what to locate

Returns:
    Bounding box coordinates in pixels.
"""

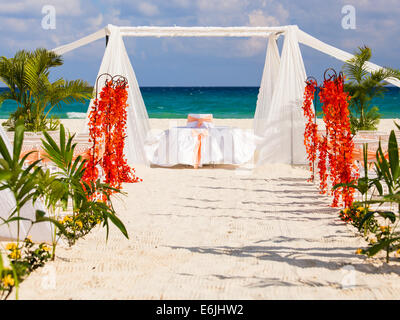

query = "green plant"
[338,205,379,235]
[0,121,130,299]
[0,251,19,300]
[0,120,64,245]
[348,129,400,262]
[59,212,102,246]
[0,48,92,132]
[1,237,51,300]
[40,124,128,253]
[334,143,382,234]
[343,46,400,133]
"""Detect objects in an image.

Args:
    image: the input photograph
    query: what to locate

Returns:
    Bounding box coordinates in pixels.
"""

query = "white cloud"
[88,13,104,30]
[248,10,280,26]
[137,2,159,16]
[1,18,31,32]
[0,0,82,17]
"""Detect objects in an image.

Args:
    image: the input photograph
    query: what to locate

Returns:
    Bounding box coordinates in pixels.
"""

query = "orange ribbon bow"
[187,115,213,128]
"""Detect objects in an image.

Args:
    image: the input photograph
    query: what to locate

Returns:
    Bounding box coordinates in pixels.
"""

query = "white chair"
[186,114,214,128]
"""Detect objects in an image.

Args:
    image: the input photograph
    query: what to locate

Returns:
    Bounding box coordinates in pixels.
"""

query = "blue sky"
[0,0,399,86]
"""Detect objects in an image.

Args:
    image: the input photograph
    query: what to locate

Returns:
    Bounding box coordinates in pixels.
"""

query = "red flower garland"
[302,73,357,208]
[302,80,319,182]
[319,75,356,207]
[83,79,141,196]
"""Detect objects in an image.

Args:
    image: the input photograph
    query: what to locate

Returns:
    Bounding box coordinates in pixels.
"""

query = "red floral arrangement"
[302,71,357,208]
[319,73,356,207]
[83,79,141,196]
[302,79,319,182]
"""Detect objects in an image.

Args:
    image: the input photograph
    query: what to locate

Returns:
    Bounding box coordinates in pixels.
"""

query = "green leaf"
[0,216,31,226]
[33,210,67,236]
[372,180,383,195]
[377,211,396,223]
[59,124,65,155]
[0,169,12,180]
[365,239,389,257]
[359,211,376,228]
[388,130,399,180]
[0,133,11,163]
[13,120,24,165]
[105,211,129,240]
[365,237,400,257]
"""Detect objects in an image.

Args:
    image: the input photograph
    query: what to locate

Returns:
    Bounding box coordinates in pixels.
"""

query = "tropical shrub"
[0,48,92,132]
[0,121,64,244]
[40,124,129,252]
[343,46,400,132]
[0,122,129,299]
[336,128,400,263]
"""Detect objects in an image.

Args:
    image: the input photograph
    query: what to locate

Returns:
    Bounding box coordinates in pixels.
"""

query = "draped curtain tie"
[191,129,208,169]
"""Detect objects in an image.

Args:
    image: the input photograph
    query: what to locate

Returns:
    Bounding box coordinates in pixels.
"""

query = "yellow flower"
[380,226,390,233]
[42,245,51,252]
[395,249,400,257]
[96,219,102,225]
[76,221,83,229]
[2,274,15,288]
[25,236,32,243]
[63,216,72,223]
[9,249,21,260]
[369,238,376,244]
[5,243,17,251]
[357,207,364,212]
[356,248,363,255]
[343,208,350,214]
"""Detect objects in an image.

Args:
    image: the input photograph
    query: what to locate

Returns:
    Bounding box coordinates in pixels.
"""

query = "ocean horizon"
[0,86,399,119]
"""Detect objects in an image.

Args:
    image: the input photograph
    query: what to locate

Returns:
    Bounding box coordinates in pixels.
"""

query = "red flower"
[83,79,141,197]
[302,80,319,182]
[302,73,358,209]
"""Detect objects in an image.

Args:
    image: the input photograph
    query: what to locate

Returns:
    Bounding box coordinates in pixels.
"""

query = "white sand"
[5,118,400,299]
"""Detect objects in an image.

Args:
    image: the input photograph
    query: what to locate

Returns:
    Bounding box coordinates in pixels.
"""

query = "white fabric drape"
[84,25,151,165]
[254,34,281,137]
[256,26,308,165]
[297,29,400,87]
[53,28,107,56]
[0,126,52,242]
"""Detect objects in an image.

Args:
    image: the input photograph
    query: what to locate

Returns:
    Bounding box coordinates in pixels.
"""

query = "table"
[145,126,257,168]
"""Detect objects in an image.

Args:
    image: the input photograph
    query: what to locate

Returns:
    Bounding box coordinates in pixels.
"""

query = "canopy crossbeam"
[117,26,287,37]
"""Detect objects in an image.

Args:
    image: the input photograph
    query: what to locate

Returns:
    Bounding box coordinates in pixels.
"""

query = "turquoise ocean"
[0,86,399,119]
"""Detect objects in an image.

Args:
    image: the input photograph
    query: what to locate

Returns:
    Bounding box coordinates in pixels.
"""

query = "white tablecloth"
[145,126,257,167]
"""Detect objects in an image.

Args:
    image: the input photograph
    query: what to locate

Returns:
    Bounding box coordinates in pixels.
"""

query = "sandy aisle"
[1,118,398,299]
[16,161,400,299]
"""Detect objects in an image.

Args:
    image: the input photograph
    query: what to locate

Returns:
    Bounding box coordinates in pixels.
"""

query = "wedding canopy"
[53,24,400,166]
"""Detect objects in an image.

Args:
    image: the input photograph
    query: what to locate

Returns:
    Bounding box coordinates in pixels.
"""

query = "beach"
[5,118,399,300]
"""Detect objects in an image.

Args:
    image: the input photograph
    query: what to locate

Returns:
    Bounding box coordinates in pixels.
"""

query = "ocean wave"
[66,112,87,119]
